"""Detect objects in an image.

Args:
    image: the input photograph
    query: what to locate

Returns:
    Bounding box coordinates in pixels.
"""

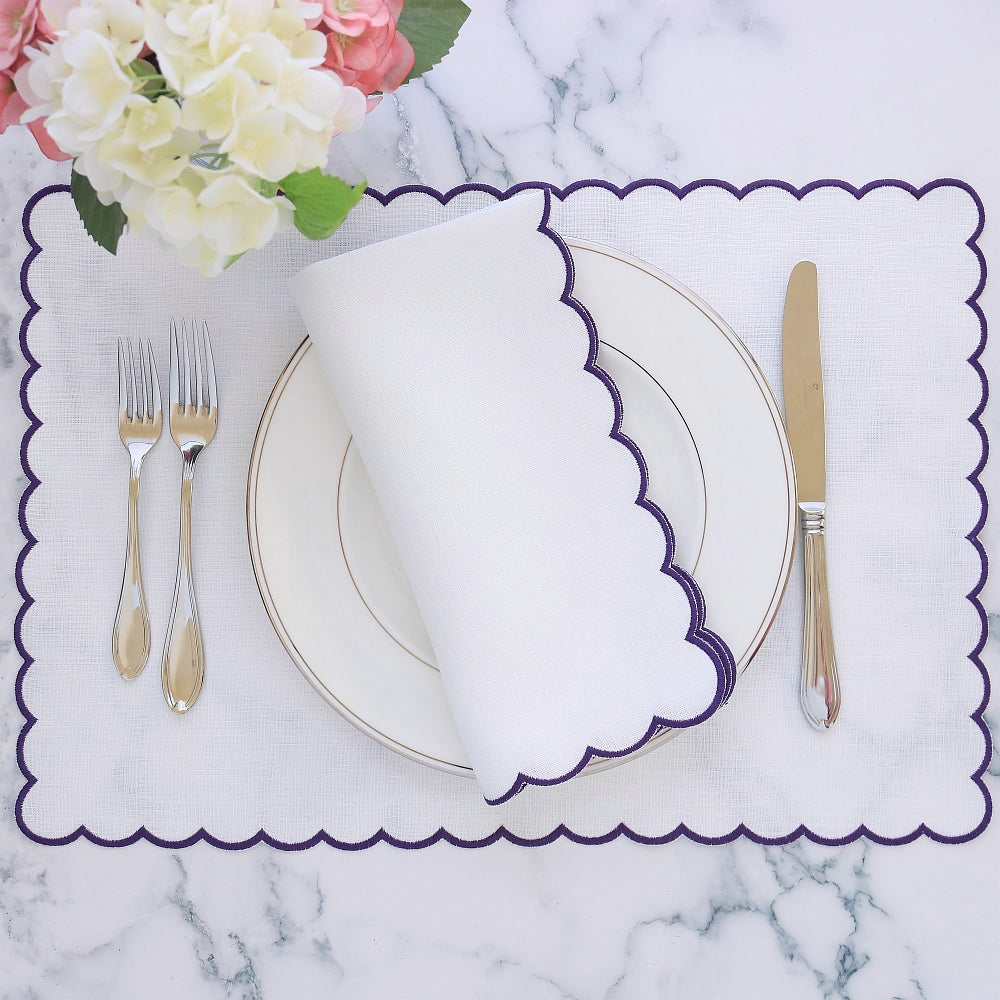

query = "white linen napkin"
[289,192,733,803]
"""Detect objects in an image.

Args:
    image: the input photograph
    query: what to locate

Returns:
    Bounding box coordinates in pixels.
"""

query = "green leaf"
[129,59,167,97]
[278,169,367,241]
[70,167,127,255]
[129,58,159,78]
[395,0,471,84]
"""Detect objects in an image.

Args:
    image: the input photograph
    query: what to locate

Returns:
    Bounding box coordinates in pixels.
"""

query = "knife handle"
[798,502,841,729]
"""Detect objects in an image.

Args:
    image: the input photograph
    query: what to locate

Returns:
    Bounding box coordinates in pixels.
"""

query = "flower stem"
[192,149,231,170]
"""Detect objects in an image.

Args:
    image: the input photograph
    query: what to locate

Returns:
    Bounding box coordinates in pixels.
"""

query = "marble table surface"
[1,1,997,997]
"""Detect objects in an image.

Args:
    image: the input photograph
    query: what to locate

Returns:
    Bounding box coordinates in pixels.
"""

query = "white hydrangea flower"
[121,166,294,275]
[120,93,186,151]
[17,0,368,276]
[74,140,127,203]
[179,66,262,140]
[172,238,231,278]
[64,0,146,63]
[20,31,138,152]
[275,0,323,22]
[40,0,81,31]
[120,177,202,245]
[220,107,298,181]
[197,170,293,255]
[101,96,201,185]
[15,45,68,123]
[143,1,228,95]
[276,64,365,132]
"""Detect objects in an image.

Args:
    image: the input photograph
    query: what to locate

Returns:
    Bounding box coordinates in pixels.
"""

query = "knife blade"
[782,261,841,729]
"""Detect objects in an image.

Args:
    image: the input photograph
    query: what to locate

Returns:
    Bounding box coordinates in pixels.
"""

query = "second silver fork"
[162,319,218,713]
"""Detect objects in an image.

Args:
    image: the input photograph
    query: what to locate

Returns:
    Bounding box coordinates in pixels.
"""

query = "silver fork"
[162,319,218,713]
[113,339,162,680]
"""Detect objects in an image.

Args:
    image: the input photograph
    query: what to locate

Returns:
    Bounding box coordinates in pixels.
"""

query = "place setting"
[7,2,989,850]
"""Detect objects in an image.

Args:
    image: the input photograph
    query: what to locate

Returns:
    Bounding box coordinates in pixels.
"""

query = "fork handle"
[112,462,150,679]
[162,457,205,713]
[799,502,841,729]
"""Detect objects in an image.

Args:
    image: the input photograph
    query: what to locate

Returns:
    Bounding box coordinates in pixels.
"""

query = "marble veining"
[596,844,922,1000]
[0,0,997,996]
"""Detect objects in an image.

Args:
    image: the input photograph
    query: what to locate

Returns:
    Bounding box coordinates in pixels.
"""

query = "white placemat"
[16,179,990,847]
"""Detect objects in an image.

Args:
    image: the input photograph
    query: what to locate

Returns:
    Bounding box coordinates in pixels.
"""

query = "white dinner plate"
[248,241,796,776]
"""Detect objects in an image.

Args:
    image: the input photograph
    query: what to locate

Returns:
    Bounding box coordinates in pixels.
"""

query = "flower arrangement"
[1,0,469,274]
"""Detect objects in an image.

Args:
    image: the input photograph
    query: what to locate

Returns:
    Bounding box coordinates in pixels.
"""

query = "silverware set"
[113,319,218,713]
[112,276,839,731]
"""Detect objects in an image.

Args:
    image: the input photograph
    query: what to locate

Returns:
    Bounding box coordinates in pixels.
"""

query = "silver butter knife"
[782,261,841,729]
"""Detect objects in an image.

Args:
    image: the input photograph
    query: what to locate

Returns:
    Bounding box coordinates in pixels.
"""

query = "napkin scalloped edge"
[14,177,991,849]
[482,188,735,805]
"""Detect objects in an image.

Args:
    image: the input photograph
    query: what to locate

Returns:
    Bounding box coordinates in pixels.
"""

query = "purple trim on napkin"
[14,179,991,850]
[483,189,733,805]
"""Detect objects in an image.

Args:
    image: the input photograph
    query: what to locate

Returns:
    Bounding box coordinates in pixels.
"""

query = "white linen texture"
[289,193,730,804]
[16,180,988,846]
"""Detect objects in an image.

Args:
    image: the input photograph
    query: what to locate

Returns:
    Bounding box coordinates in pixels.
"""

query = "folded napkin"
[290,192,733,803]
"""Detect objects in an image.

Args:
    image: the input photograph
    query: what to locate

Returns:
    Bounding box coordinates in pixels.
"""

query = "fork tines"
[118,337,161,423]
[169,318,218,412]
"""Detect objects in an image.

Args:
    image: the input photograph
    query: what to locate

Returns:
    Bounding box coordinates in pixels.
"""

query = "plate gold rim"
[246,239,797,779]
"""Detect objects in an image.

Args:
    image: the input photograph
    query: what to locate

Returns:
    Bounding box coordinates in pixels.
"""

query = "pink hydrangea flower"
[321,0,414,97]
[0,0,43,71]
[0,66,24,128]
[1,64,67,158]
[321,0,392,36]
[0,1,66,159]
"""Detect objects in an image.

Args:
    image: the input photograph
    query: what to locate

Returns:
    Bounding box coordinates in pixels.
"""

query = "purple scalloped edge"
[479,189,734,805]
[14,178,992,849]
